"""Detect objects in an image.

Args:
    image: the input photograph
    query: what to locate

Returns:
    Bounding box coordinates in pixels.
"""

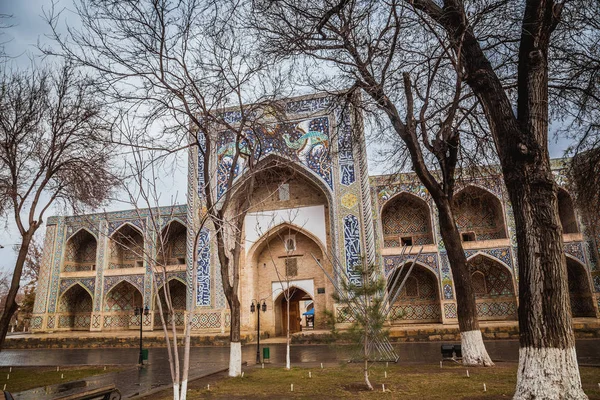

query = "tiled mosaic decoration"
[216,117,333,197]
[59,279,95,298]
[383,254,439,276]
[197,229,211,306]
[343,214,362,284]
[337,110,355,186]
[443,303,457,319]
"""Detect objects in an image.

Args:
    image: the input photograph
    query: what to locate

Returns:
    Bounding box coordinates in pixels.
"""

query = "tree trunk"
[228,296,242,377]
[436,201,494,366]
[286,297,291,370]
[507,167,586,399]
[0,231,34,351]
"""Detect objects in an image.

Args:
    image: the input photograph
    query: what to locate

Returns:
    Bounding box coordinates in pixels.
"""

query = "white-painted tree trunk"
[286,339,291,370]
[229,342,242,377]
[179,380,187,400]
[514,347,587,400]
[461,330,494,366]
[172,383,180,400]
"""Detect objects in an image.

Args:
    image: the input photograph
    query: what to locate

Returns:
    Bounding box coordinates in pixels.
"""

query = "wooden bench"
[52,384,121,400]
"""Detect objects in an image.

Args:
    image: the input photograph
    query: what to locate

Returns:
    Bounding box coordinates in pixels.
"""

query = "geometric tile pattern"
[34,225,56,314]
[381,193,433,246]
[444,303,457,319]
[190,312,222,330]
[389,303,441,321]
[475,301,517,319]
[439,252,454,300]
[48,218,67,313]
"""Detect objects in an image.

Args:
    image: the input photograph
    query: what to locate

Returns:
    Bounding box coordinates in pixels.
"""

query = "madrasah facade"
[30,93,600,335]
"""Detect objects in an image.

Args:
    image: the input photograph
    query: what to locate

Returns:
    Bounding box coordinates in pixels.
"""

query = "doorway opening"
[275,287,313,336]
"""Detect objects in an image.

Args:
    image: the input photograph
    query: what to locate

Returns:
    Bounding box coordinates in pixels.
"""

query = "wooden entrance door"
[282,300,301,333]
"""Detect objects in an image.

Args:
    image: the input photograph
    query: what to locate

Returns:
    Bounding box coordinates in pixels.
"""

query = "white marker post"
[320,363,323,369]
[207,384,210,391]
[382,384,385,392]
[385,371,387,378]
[309,371,312,378]
[466,370,469,378]
[291,384,294,392]
[483,383,487,392]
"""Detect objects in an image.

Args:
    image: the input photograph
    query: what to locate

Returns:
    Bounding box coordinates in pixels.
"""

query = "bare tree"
[394,0,595,397]
[0,62,118,350]
[45,0,285,378]
[252,0,495,366]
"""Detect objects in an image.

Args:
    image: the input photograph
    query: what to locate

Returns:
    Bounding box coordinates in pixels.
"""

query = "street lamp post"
[250,299,267,364]
[134,305,150,365]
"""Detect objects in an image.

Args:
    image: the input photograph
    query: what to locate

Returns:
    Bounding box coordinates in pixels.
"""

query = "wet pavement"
[2,339,600,398]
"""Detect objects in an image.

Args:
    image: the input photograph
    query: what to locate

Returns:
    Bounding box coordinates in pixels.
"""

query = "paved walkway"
[3,340,600,398]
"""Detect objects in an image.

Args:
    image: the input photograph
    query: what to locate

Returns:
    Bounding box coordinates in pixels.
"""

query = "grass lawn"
[0,366,123,393]
[148,363,600,399]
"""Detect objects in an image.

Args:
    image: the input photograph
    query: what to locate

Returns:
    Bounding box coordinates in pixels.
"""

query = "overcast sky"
[0,0,573,272]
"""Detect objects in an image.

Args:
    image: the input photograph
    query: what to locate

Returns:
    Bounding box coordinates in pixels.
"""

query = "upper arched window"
[381,193,434,247]
[454,186,507,241]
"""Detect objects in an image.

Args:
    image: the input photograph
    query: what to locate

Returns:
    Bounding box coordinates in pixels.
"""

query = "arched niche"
[109,224,144,269]
[454,186,507,241]
[57,284,93,330]
[154,279,187,329]
[63,229,97,272]
[566,258,595,317]
[387,263,441,323]
[103,281,143,330]
[381,193,434,247]
[467,255,517,320]
[158,220,187,266]
[558,188,579,234]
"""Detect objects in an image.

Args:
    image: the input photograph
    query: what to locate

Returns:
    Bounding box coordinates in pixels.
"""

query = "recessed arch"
[109,223,145,270]
[62,229,97,272]
[467,254,517,320]
[57,283,93,330]
[454,185,507,241]
[158,220,188,266]
[381,192,434,247]
[566,256,595,317]
[102,280,144,330]
[557,188,579,234]
[387,262,442,324]
[154,278,187,329]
